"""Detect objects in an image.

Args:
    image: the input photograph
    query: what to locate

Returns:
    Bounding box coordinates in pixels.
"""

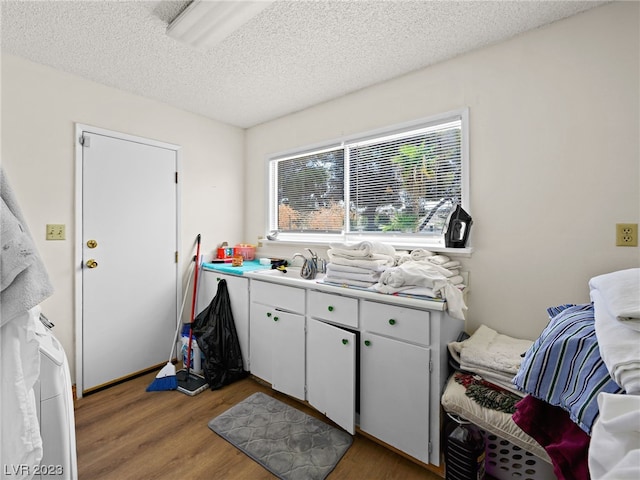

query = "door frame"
[74,124,182,397]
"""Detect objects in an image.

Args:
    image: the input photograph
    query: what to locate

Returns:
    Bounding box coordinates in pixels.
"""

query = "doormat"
[208,392,352,480]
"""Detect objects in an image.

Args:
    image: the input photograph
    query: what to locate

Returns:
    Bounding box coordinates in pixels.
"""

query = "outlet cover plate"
[46,224,66,240]
[616,223,638,247]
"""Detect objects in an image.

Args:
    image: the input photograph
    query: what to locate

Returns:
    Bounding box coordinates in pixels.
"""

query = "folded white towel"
[325,265,381,282]
[448,325,533,376]
[589,393,640,480]
[590,268,640,331]
[327,254,395,269]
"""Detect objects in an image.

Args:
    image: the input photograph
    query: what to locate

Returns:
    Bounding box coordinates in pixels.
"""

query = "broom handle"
[185,234,201,379]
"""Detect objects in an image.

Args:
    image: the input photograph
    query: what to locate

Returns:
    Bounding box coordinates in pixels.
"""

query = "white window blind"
[269,109,468,245]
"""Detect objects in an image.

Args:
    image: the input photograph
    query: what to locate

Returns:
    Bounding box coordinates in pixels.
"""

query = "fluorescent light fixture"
[167,0,275,50]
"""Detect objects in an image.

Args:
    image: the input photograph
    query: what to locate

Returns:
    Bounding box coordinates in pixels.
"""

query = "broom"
[146,254,196,392]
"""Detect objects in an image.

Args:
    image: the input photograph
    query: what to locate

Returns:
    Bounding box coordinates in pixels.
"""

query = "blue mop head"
[146,362,178,392]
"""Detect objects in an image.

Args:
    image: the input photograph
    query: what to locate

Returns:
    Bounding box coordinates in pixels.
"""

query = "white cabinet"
[249,280,306,400]
[196,270,250,371]
[360,331,430,463]
[307,318,356,434]
[243,269,464,468]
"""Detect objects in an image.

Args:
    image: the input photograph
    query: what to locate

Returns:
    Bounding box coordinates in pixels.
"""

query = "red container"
[233,244,255,261]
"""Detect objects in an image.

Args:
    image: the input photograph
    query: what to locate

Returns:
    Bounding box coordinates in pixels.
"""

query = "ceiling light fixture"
[167,0,275,50]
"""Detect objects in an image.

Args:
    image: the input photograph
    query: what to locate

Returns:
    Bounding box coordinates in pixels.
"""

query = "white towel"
[1,168,54,326]
[325,265,381,282]
[589,392,640,479]
[589,268,640,331]
[375,262,467,319]
[327,254,395,269]
[448,325,533,377]
[1,306,43,478]
[591,288,640,393]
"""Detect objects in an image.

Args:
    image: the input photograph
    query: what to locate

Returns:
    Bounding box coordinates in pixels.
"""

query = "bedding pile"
[448,324,532,394]
[321,244,468,320]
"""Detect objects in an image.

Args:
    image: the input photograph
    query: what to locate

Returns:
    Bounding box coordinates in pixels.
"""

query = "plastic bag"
[193,279,247,389]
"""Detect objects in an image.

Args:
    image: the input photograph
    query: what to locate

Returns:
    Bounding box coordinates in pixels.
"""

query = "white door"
[271,310,306,401]
[307,318,356,434]
[79,128,179,393]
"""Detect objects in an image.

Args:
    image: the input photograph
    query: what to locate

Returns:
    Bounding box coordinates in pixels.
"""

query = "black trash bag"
[192,279,247,390]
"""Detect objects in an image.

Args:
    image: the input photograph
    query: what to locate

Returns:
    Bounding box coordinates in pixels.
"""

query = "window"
[268,109,469,247]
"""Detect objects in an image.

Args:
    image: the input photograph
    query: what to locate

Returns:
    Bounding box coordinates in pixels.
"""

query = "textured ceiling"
[1,0,608,128]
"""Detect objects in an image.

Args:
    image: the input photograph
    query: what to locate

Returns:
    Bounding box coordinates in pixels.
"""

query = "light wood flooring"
[74,371,442,479]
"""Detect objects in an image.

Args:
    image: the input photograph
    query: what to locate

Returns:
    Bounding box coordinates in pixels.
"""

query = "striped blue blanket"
[512,303,624,434]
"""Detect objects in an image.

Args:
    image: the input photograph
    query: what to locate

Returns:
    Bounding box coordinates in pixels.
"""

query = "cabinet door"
[360,332,430,463]
[272,310,306,401]
[307,319,356,434]
[197,271,250,370]
[249,302,273,384]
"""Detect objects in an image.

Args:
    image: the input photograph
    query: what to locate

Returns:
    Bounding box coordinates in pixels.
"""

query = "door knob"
[86,259,98,269]
[87,239,98,248]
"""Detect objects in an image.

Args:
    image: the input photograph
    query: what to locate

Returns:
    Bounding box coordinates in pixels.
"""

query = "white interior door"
[79,128,179,393]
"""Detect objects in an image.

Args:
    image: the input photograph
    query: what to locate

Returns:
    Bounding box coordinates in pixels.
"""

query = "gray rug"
[208,392,352,480]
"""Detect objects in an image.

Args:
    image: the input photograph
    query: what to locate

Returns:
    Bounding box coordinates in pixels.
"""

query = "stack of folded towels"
[322,241,396,289]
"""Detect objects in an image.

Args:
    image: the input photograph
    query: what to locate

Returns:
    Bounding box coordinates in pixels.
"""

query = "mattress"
[441,375,550,463]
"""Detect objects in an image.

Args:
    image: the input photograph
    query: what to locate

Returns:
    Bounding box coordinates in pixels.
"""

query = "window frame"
[266,108,470,250]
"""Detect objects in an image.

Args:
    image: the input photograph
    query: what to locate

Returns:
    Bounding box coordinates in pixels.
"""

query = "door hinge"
[79,135,90,147]
[429,359,433,373]
[428,441,432,454]
[175,251,179,263]
[175,172,178,183]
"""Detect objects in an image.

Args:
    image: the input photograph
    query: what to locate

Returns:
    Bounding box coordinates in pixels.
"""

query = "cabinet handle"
[327,306,334,312]
[342,338,349,345]
[267,312,272,317]
[388,319,396,325]
[216,277,221,282]
[274,316,279,322]
[364,340,371,347]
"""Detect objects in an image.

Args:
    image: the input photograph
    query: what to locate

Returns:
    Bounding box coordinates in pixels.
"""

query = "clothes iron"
[444,204,473,248]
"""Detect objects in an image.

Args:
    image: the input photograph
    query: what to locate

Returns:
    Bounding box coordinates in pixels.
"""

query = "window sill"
[259,238,473,258]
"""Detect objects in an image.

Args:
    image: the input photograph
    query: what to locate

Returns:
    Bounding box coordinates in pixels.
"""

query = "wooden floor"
[74,371,442,479]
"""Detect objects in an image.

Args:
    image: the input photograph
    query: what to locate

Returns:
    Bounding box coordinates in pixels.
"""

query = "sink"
[249,267,325,286]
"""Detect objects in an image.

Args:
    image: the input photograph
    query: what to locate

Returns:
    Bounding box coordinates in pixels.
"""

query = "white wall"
[1,54,245,380]
[245,2,640,341]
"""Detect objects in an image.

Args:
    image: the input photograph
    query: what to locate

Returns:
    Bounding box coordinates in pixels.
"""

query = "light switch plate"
[46,224,66,240]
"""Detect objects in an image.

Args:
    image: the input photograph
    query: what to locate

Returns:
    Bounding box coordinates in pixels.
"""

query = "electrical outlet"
[616,223,638,247]
[46,224,66,240]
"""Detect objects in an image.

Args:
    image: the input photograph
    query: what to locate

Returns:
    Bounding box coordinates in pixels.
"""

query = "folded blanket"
[589,392,640,480]
[589,268,640,331]
[592,289,640,394]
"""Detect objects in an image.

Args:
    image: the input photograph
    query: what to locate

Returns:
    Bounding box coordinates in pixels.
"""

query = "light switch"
[46,224,66,240]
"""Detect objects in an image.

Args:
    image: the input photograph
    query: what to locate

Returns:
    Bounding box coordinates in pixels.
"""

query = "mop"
[146,255,196,391]
[176,234,209,396]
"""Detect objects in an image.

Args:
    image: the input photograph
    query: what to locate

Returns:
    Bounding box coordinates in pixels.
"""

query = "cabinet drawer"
[308,290,358,328]
[361,301,430,345]
[251,280,305,313]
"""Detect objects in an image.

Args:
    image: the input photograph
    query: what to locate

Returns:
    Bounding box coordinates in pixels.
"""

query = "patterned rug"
[208,392,352,480]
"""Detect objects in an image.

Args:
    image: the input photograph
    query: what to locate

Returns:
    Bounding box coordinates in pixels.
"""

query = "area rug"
[208,392,352,480]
